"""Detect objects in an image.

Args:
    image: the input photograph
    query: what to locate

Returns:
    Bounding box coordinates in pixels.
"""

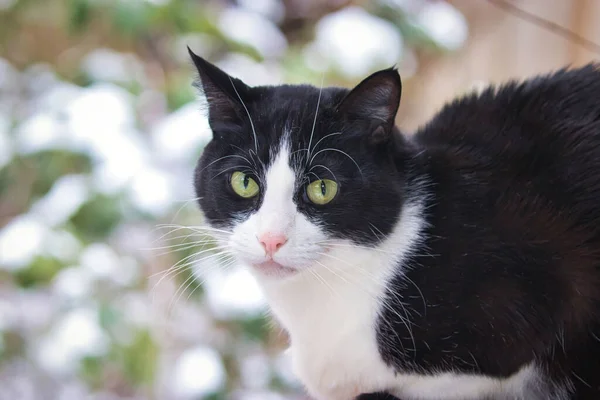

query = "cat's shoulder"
[411,63,600,166]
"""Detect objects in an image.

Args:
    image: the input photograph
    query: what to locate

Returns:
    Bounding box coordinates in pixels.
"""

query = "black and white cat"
[188,47,600,400]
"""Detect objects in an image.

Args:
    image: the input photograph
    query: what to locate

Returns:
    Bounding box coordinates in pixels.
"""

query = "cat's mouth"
[252,260,298,278]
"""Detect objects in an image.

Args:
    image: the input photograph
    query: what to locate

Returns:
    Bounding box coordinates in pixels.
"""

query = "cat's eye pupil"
[320,181,326,196]
[243,175,250,188]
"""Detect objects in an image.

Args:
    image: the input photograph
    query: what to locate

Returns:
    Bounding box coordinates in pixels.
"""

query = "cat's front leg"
[290,346,367,400]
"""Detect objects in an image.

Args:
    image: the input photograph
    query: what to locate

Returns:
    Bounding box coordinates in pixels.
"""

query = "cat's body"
[188,47,600,400]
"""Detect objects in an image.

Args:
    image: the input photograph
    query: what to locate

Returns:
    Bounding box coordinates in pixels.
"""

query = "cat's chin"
[251,260,299,279]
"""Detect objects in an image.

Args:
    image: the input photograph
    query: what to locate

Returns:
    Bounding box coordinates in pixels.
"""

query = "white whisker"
[228,76,258,153]
[309,147,363,177]
[307,73,325,161]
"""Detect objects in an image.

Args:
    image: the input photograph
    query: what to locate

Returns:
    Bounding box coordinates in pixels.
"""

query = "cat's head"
[190,48,411,280]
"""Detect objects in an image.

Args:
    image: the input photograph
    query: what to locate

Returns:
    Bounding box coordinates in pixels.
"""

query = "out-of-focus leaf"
[69,194,122,241]
[99,302,122,331]
[67,0,92,34]
[80,355,104,388]
[371,3,444,52]
[239,315,271,343]
[0,331,25,360]
[23,150,92,198]
[117,329,158,386]
[111,0,150,37]
[13,256,64,288]
[166,79,195,112]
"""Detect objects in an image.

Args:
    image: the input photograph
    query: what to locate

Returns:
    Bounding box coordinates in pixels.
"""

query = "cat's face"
[190,49,408,280]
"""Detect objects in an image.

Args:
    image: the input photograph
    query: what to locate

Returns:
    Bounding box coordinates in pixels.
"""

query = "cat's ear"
[337,68,401,144]
[188,46,249,126]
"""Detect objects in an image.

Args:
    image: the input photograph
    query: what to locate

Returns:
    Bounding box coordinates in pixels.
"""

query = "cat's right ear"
[337,67,402,145]
[188,47,249,127]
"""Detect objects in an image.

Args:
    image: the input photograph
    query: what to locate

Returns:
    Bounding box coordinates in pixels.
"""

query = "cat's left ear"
[187,46,250,128]
[337,68,401,144]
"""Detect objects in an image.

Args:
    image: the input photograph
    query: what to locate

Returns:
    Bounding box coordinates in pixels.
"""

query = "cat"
[188,46,600,400]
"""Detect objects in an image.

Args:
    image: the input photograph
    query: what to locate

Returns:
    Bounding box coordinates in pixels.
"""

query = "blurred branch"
[488,0,600,55]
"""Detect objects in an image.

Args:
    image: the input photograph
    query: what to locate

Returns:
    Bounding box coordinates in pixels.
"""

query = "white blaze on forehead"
[257,142,296,235]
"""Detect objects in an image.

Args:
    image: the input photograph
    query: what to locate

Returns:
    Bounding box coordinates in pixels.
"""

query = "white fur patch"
[221,145,551,400]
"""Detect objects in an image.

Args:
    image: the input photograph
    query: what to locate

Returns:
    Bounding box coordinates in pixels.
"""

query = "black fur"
[376,65,600,399]
[190,47,600,399]
[189,47,413,246]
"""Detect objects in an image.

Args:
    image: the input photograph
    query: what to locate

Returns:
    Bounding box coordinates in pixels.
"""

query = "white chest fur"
[254,202,553,400]
[257,202,425,400]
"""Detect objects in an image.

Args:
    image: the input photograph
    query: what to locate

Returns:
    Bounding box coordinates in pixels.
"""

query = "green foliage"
[80,355,104,388]
[69,194,123,242]
[111,0,151,38]
[24,150,92,198]
[0,1,468,397]
[67,0,92,34]
[239,314,271,343]
[116,329,158,387]
[13,256,64,288]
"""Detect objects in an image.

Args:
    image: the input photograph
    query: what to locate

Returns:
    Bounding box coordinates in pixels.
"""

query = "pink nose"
[259,233,288,257]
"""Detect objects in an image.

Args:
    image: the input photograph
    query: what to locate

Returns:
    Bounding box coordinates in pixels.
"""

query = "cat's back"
[414,64,600,232]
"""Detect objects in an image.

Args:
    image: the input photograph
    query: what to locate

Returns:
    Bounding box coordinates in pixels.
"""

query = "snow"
[0,299,17,331]
[81,48,145,84]
[0,215,49,270]
[203,265,267,319]
[52,267,94,300]
[151,102,212,164]
[35,307,109,375]
[218,7,288,58]
[128,166,176,216]
[66,83,135,132]
[416,1,468,51]
[80,243,121,280]
[30,175,90,227]
[44,230,82,262]
[15,111,68,154]
[308,6,404,78]
[216,53,283,86]
[80,243,139,287]
[171,346,226,398]
[237,0,285,22]
[240,352,270,389]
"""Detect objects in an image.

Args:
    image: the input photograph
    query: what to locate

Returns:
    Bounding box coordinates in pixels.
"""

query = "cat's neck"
[256,184,429,339]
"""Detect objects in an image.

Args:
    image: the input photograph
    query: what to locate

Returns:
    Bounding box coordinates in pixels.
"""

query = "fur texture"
[189,47,600,400]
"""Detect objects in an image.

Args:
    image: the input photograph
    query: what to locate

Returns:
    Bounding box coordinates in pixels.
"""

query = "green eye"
[306,179,338,205]
[231,171,259,198]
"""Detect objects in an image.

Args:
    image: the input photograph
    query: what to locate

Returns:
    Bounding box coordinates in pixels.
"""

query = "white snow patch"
[0,215,48,270]
[151,102,211,164]
[416,1,468,51]
[30,174,90,227]
[308,6,403,78]
[35,307,108,375]
[44,229,81,262]
[52,266,94,300]
[128,167,175,216]
[81,48,145,84]
[240,353,270,389]
[216,53,282,87]
[15,111,68,154]
[172,346,226,398]
[0,299,17,331]
[218,7,287,58]
[80,243,121,280]
[203,265,267,319]
[237,0,284,22]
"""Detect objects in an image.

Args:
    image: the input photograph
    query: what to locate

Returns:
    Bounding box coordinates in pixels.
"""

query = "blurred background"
[0,0,599,399]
